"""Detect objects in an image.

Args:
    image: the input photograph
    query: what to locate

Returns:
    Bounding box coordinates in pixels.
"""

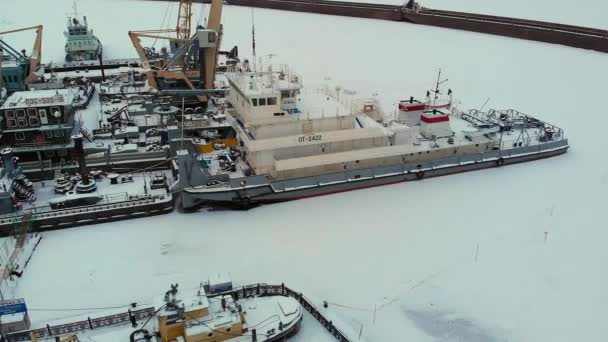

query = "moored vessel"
[175,67,569,209]
[64,8,103,62]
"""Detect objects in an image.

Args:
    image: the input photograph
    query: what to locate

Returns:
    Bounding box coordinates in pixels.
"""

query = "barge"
[176,68,569,209]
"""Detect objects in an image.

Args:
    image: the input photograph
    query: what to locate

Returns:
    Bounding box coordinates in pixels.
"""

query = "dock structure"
[150,0,608,53]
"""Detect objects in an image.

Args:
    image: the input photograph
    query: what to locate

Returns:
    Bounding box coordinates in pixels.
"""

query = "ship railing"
[0,192,170,225]
[4,305,156,341]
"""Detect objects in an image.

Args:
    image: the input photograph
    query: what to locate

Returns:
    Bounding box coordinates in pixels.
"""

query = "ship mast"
[432,68,448,107]
[251,8,257,74]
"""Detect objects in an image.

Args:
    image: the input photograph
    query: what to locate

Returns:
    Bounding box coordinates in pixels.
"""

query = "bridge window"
[5,110,15,119]
[27,108,37,118]
[16,109,26,118]
[252,98,258,106]
[259,98,267,106]
[267,97,277,105]
[44,131,54,139]
[54,130,64,137]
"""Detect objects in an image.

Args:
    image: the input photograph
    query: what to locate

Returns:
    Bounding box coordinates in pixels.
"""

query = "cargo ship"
[175,65,569,209]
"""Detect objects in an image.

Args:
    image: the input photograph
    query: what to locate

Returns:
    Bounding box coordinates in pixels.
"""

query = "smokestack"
[72,134,88,185]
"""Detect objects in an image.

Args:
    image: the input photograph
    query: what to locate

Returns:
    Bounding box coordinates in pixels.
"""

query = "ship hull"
[181,141,569,210]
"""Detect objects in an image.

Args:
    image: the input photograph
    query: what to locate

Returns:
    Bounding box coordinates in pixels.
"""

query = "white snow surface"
[2,0,608,341]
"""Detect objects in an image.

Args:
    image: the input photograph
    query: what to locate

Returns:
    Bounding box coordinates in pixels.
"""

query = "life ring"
[416,171,425,179]
[496,157,505,166]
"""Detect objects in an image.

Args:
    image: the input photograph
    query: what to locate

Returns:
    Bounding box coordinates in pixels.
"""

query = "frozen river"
[2,0,608,341]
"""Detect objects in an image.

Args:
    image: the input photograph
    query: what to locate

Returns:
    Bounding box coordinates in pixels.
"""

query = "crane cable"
[152,1,173,48]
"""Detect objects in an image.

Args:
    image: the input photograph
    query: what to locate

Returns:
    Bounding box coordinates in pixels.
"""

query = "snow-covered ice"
[2,0,608,341]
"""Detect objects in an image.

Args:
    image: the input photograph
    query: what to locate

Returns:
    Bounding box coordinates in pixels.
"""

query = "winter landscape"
[0,0,607,341]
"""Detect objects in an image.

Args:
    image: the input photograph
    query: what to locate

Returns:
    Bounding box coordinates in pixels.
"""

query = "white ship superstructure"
[210,67,497,180]
[64,13,103,62]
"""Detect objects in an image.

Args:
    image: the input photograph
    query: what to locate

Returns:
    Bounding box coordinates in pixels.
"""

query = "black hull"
[0,197,174,236]
[183,146,569,210]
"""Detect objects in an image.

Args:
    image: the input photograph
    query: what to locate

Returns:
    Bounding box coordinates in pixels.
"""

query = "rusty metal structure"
[176,0,193,40]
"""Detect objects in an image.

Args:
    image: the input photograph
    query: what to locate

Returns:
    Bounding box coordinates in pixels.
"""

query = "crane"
[176,0,193,41]
[129,0,224,101]
[0,25,44,92]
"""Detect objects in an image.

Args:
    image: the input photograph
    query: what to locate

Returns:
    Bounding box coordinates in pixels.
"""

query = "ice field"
[1,0,608,340]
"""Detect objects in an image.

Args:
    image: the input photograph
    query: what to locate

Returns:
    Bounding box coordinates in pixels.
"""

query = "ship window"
[6,119,17,128]
[267,97,277,105]
[44,130,54,138]
[39,109,48,123]
[15,132,25,141]
[29,117,40,127]
[16,109,26,118]
[27,108,37,118]
[5,110,15,119]
[453,149,457,154]
[17,119,28,127]
[475,144,479,147]
[259,98,267,106]
[252,98,258,106]
[426,151,430,154]
[54,130,64,137]
[418,152,422,155]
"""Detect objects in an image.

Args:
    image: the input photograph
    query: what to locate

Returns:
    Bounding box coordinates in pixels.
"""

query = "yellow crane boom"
[0,25,44,84]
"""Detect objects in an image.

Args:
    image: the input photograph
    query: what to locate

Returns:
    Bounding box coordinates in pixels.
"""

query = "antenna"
[432,68,448,107]
[251,9,257,73]
[479,97,490,112]
[73,0,79,19]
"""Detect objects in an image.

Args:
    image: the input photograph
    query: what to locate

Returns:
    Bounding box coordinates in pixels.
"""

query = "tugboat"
[63,5,102,62]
